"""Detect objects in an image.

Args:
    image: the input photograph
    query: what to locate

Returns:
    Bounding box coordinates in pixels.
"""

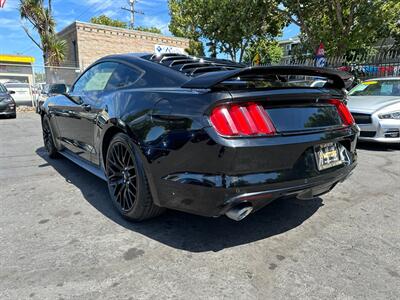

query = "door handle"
[81,103,91,111]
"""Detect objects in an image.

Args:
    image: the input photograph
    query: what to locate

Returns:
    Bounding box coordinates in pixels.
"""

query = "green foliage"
[46,35,67,65]
[380,0,400,49]
[243,39,283,65]
[168,0,287,62]
[134,26,162,34]
[90,15,162,34]
[185,40,205,57]
[90,15,127,28]
[19,0,66,66]
[280,0,400,56]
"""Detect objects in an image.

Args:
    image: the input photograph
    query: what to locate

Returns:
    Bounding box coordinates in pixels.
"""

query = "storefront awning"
[0,54,35,64]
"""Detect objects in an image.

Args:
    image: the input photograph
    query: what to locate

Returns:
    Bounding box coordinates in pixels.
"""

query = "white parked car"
[3,82,34,106]
[347,77,400,143]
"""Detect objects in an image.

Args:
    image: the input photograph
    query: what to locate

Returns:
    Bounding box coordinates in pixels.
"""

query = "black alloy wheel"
[105,133,164,221]
[106,141,138,212]
[42,117,58,158]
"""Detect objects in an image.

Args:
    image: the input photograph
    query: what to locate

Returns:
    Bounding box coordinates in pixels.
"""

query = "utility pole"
[48,0,52,15]
[121,0,144,29]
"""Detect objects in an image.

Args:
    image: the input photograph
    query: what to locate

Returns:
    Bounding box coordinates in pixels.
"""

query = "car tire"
[9,113,16,119]
[42,116,59,159]
[105,133,165,221]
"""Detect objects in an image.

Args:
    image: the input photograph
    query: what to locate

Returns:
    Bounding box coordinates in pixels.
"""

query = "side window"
[106,63,144,90]
[73,62,118,93]
[380,82,393,95]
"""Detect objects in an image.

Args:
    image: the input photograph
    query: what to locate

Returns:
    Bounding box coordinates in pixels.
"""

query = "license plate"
[314,142,342,171]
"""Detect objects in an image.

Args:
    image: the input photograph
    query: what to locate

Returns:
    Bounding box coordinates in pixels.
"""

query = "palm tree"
[19,0,66,66]
[46,35,67,66]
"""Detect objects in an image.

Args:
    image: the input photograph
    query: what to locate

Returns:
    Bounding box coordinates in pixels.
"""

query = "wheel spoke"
[127,186,136,201]
[108,156,121,170]
[123,188,129,210]
[126,188,134,208]
[129,182,137,193]
[111,147,123,169]
[116,185,124,203]
[115,145,125,168]
[123,148,130,165]
[109,178,124,188]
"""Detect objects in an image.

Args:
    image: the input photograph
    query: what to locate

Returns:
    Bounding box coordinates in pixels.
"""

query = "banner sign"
[154,44,185,55]
[315,42,326,68]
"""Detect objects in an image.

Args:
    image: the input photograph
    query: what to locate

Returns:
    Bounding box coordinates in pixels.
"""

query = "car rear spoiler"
[181,65,354,90]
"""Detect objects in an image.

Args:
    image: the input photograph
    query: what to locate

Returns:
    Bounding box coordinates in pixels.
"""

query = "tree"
[90,15,162,34]
[134,26,162,34]
[185,40,205,57]
[380,0,400,49]
[279,0,400,56]
[90,15,127,28]
[168,0,287,62]
[243,39,283,65]
[19,0,66,66]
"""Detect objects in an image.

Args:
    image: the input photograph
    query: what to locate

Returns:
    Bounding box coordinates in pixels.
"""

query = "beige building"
[58,21,190,69]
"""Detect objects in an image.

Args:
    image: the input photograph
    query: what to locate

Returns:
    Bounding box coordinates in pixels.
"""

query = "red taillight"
[328,99,355,126]
[210,103,276,137]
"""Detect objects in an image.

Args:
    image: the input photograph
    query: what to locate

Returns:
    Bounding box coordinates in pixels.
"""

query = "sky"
[0,0,299,65]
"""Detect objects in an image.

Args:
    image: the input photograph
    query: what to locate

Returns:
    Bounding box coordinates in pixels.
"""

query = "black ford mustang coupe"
[40,53,358,221]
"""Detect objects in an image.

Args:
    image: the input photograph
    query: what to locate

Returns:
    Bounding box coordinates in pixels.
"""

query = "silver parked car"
[347,77,400,143]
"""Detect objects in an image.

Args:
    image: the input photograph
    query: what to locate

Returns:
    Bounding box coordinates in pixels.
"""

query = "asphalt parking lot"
[0,113,399,300]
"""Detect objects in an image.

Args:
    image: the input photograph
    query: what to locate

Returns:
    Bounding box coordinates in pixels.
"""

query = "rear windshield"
[349,80,400,96]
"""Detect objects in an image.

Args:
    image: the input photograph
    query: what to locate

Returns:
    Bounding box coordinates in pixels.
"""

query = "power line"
[19,45,36,54]
[76,0,118,21]
[83,0,128,23]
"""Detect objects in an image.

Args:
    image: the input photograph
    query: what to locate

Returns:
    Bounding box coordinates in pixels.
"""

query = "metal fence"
[277,50,400,81]
[0,63,81,106]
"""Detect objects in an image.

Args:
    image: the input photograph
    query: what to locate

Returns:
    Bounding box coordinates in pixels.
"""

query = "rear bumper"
[144,125,358,217]
[159,161,356,217]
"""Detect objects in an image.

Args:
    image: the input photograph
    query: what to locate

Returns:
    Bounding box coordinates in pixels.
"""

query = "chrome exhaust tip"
[225,204,253,221]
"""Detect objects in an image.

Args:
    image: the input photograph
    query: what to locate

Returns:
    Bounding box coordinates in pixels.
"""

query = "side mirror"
[63,92,82,105]
[8,90,15,95]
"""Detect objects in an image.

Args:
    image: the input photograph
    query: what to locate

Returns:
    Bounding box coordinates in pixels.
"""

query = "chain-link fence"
[0,62,81,106]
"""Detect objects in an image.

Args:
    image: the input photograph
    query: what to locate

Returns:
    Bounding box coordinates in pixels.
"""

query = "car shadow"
[357,141,400,152]
[36,147,323,252]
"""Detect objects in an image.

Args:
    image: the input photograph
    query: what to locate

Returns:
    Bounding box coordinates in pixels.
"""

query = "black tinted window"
[73,62,118,93]
[106,63,144,90]
[49,84,68,94]
[0,84,6,93]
